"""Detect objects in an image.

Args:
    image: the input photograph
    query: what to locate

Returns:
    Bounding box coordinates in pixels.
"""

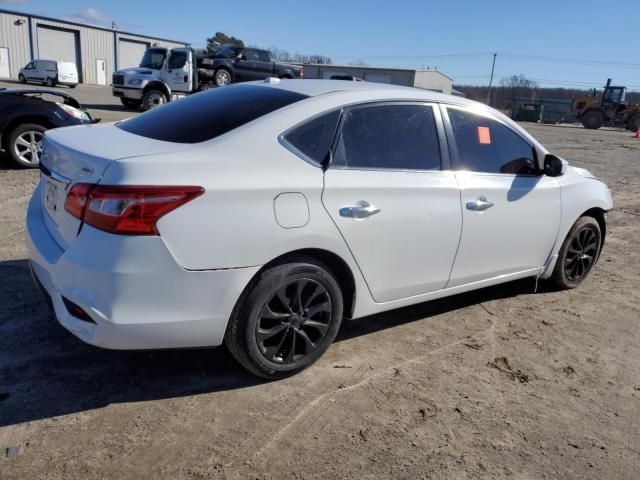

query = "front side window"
[283,110,340,165]
[118,84,308,143]
[139,49,166,69]
[333,104,441,170]
[243,50,259,61]
[448,108,537,175]
[168,51,188,69]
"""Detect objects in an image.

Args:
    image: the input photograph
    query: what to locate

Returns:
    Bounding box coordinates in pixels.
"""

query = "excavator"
[571,79,640,131]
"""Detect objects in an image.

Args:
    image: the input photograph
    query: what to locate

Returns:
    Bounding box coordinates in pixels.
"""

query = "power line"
[500,53,640,69]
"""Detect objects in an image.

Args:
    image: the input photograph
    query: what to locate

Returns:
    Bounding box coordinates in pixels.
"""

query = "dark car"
[0,88,95,168]
[198,47,303,86]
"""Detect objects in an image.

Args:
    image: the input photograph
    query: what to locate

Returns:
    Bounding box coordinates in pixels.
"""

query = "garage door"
[37,26,78,64]
[119,39,149,69]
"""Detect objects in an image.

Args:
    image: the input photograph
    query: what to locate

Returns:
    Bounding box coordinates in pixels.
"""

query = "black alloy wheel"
[256,279,332,365]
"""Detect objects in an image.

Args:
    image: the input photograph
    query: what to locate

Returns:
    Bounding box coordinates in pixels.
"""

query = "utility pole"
[486,52,497,105]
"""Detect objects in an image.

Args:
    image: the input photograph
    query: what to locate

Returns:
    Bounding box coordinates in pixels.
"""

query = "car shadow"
[0,258,548,427]
[81,103,138,113]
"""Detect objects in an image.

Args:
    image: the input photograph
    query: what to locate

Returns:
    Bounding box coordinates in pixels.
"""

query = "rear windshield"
[117,85,308,143]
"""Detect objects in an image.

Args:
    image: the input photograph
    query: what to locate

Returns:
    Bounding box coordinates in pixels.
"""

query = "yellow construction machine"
[571,79,640,131]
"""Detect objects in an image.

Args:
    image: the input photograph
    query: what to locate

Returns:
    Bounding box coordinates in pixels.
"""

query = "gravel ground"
[0,121,639,479]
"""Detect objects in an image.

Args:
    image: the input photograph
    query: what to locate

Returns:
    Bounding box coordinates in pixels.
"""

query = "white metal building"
[0,8,188,85]
[302,64,455,95]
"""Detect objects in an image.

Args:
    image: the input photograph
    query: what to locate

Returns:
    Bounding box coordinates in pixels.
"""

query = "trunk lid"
[39,123,187,250]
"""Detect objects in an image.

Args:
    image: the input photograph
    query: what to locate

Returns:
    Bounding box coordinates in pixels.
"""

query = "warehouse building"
[0,8,188,85]
[302,64,455,94]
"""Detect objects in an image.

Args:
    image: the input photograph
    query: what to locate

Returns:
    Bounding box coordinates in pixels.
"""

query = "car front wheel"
[141,89,167,111]
[214,69,231,86]
[550,216,602,289]
[226,257,344,379]
[18,74,25,83]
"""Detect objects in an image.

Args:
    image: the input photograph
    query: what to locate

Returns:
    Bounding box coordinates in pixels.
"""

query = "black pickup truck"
[198,46,304,86]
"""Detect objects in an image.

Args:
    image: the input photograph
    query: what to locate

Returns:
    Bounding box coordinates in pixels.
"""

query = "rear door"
[254,50,274,79]
[443,106,561,287]
[321,102,462,303]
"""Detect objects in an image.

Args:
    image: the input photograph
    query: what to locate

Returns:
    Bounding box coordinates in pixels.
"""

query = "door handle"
[466,196,495,211]
[339,201,381,219]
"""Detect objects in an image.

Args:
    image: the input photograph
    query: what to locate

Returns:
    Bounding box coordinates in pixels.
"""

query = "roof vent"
[264,77,281,84]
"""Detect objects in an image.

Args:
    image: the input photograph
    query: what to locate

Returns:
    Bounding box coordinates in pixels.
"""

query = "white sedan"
[26,79,612,378]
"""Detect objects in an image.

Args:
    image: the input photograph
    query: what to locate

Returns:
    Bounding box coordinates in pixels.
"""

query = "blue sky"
[2,0,639,90]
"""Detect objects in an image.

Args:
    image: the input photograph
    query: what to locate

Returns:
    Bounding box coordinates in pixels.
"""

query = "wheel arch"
[1,116,53,150]
[143,81,170,98]
[243,248,357,319]
[581,206,607,247]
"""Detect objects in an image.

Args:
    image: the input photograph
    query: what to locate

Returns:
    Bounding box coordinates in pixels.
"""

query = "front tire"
[550,216,602,289]
[581,110,604,130]
[141,89,167,111]
[6,123,46,168]
[226,257,344,379]
[18,74,25,83]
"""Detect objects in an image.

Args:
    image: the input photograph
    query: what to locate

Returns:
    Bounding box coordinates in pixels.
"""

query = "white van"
[18,60,78,88]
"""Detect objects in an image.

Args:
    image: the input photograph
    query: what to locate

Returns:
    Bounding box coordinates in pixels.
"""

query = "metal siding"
[0,12,31,77]
[412,71,453,94]
[0,11,187,83]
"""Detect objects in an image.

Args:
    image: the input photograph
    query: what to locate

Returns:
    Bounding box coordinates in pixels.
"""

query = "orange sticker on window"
[477,126,491,144]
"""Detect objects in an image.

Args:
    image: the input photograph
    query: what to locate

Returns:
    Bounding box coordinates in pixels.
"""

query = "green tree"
[206,32,244,53]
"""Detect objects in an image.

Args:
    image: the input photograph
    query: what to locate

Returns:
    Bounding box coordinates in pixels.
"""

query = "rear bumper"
[112,86,143,100]
[26,186,259,350]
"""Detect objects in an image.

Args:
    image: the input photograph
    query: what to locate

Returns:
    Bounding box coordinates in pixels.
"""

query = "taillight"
[64,184,204,235]
[300,67,304,78]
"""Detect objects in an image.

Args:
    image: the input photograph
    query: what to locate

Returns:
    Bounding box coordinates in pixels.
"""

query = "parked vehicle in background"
[200,46,303,87]
[571,78,640,132]
[18,60,79,88]
[28,79,611,379]
[0,88,94,168]
[330,75,364,81]
[112,46,303,111]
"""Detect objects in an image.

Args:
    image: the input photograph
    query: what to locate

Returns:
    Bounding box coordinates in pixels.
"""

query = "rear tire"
[141,89,167,111]
[45,77,56,87]
[6,123,47,169]
[627,114,640,132]
[68,85,76,89]
[581,110,604,130]
[225,257,344,379]
[549,216,602,290]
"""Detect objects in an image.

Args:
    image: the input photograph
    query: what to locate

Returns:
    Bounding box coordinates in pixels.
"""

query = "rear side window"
[283,110,340,165]
[332,104,441,170]
[257,51,271,62]
[117,85,308,143]
[448,108,537,175]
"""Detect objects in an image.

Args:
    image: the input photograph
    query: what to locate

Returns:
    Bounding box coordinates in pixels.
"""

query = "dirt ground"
[1,123,639,480]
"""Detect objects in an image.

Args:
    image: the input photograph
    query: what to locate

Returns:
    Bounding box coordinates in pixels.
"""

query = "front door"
[96,59,106,85]
[233,49,259,81]
[0,48,10,78]
[322,103,462,303]
[162,48,191,92]
[443,106,561,287]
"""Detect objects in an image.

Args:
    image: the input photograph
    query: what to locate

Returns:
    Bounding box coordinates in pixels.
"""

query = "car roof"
[254,78,478,107]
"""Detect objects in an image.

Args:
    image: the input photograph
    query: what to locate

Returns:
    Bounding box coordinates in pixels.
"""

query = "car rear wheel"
[18,74,25,83]
[550,216,602,289]
[226,257,344,379]
[581,110,604,129]
[7,123,46,169]
[214,69,231,86]
[141,89,167,111]
[627,114,640,132]
[45,77,56,87]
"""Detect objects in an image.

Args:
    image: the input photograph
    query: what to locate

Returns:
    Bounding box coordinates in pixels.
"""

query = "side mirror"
[544,154,565,177]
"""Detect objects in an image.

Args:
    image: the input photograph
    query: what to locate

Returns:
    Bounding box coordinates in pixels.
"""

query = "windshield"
[214,46,241,59]
[139,49,167,69]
